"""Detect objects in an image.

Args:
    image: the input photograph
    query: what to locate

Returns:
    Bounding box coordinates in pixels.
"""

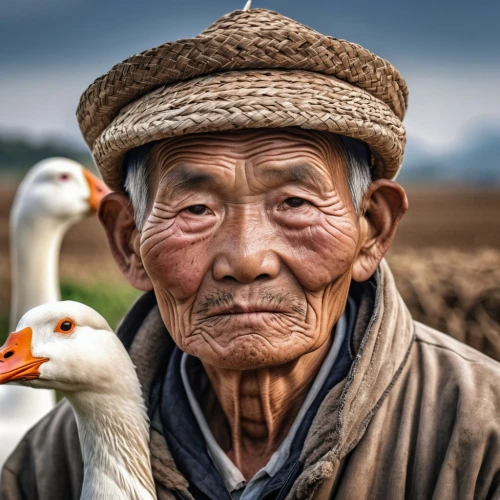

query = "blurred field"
[389,249,500,359]
[0,181,499,359]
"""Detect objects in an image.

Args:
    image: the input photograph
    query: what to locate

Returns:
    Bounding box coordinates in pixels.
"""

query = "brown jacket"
[2,260,500,499]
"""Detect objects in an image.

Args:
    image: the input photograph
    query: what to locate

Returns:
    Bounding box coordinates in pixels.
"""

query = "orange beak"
[0,328,49,384]
[82,168,110,212]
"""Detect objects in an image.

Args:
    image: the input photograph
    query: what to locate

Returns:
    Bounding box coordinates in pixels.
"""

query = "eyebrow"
[260,164,323,186]
[163,166,216,192]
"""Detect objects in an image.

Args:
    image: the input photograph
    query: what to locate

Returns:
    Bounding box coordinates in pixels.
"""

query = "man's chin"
[185,336,306,371]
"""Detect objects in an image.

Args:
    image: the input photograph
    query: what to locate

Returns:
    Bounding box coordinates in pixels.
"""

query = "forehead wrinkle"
[152,139,235,179]
[250,147,338,193]
[250,132,347,186]
[152,129,346,172]
[153,134,267,163]
[152,129,340,163]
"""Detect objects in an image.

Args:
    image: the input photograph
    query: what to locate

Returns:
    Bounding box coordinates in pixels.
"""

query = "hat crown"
[199,8,407,116]
[201,8,317,36]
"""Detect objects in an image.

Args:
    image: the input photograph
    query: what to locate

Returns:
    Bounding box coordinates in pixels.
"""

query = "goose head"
[12,158,109,225]
[0,302,132,394]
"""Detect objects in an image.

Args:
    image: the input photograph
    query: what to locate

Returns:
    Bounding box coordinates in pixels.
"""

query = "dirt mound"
[388,249,500,361]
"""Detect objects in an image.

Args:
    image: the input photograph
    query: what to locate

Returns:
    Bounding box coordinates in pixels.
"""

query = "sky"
[0,0,499,156]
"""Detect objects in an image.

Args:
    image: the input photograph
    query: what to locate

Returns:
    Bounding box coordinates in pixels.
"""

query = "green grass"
[0,280,141,344]
[60,281,141,330]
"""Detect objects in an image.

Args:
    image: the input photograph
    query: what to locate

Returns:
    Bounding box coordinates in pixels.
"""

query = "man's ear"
[352,179,408,282]
[98,192,153,291]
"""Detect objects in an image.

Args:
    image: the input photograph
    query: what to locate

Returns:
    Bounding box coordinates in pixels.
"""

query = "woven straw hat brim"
[94,69,405,191]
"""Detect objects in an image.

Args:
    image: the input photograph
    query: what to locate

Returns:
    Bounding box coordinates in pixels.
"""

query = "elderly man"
[2,7,500,500]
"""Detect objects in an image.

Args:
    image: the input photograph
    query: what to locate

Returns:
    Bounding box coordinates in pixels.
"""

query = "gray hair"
[339,135,373,212]
[123,144,155,230]
[124,135,372,231]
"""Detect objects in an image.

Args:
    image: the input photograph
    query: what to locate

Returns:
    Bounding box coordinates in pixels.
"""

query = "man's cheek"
[283,220,358,291]
[144,241,211,299]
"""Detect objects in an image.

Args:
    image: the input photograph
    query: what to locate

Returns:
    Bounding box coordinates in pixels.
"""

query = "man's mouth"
[195,290,307,318]
[226,305,279,314]
[202,303,291,318]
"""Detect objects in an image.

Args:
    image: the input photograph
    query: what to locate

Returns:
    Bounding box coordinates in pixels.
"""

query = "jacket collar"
[290,260,415,498]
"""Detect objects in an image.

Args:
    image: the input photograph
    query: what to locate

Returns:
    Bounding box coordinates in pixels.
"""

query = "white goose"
[1,158,108,468]
[0,301,157,500]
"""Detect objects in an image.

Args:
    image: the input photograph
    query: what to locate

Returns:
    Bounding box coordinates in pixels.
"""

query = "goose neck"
[10,213,69,330]
[66,390,156,500]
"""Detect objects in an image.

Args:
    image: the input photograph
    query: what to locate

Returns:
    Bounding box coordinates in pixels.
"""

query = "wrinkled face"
[139,130,362,370]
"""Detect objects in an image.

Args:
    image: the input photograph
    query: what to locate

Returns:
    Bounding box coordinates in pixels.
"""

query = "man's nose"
[212,216,280,284]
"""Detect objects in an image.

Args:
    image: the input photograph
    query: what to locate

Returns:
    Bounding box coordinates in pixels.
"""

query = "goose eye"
[59,173,70,181]
[55,318,75,335]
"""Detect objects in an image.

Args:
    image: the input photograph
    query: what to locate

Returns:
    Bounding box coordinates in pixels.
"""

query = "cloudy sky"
[1,0,499,155]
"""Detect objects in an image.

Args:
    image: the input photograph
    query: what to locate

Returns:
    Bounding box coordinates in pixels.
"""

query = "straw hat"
[77,8,408,191]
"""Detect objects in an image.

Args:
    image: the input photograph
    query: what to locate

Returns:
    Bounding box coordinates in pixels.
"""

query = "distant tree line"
[0,136,93,175]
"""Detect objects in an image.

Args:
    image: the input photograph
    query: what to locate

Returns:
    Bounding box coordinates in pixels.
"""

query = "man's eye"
[283,197,306,208]
[185,204,209,215]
